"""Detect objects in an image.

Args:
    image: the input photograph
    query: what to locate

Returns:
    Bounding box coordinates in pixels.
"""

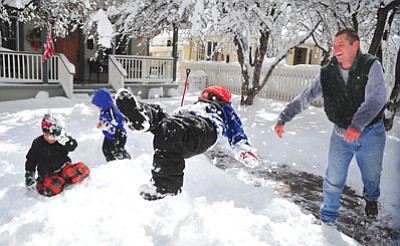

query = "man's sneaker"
[139,182,181,201]
[115,89,149,131]
[365,199,378,219]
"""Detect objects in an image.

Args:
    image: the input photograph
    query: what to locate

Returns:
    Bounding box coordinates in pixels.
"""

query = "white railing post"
[56,54,75,98]
[108,55,127,92]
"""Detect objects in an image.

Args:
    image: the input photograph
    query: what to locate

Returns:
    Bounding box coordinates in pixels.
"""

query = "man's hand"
[344,127,360,142]
[274,124,285,138]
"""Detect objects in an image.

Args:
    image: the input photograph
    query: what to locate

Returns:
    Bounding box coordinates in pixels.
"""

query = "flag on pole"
[42,28,55,63]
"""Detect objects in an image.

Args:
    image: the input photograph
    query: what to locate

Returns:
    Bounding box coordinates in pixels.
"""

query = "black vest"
[320,53,383,128]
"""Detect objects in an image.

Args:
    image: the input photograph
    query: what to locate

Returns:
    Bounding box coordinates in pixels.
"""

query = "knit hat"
[199,85,232,103]
[41,113,64,136]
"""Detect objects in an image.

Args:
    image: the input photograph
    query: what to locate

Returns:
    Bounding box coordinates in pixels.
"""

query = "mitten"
[25,171,36,190]
[55,129,69,145]
[233,143,259,168]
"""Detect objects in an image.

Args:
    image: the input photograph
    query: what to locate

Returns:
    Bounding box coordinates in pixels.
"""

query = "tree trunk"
[368,0,400,56]
[235,30,269,106]
[233,35,250,105]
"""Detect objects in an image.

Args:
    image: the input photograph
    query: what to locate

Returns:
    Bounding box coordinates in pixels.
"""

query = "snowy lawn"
[0,91,398,245]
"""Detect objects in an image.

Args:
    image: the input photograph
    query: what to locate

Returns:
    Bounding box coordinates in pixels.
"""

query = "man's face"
[333,33,359,69]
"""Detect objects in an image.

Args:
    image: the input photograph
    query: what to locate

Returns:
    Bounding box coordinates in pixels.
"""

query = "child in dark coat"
[115,85,258,200]
[91,87,131,162]
[25,114,90,197]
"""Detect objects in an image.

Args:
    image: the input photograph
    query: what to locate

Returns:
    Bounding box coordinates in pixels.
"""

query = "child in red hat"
[115,85,258,200]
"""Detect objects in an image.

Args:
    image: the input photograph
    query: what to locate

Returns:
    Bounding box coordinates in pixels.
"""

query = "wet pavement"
[205,146,400,246]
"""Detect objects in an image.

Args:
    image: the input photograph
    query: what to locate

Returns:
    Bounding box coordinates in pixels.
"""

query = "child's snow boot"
[138,182,181,201]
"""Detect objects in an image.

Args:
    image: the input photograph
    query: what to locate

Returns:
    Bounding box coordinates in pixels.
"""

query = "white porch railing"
[113,55,173,84]
[108,55,177,98]
[0,52,43,82]
[178,61,322,104]
[0,51,74,98]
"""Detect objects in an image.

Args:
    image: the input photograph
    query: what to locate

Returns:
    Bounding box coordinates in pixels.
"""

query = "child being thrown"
[24,113,90,197]
[115,85,258,201]
[91,87,131,162]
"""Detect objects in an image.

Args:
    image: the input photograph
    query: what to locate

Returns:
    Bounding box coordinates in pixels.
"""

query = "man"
[274,29,387,223]
[115,85,258,201]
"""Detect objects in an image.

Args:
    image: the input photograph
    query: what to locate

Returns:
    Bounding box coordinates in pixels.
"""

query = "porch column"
[172,24,178,82]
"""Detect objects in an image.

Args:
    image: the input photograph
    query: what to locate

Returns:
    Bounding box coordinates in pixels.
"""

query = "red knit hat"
[41,114,63,135]
[199,85,232,103]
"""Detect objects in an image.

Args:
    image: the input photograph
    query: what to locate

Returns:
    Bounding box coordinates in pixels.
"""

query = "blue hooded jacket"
[91,88,126,140]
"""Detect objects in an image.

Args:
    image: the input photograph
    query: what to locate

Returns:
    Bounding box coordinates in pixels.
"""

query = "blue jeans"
[320,121,386,222]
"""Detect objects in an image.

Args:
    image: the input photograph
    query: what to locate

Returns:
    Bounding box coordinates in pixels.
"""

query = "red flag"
[42,28,55,63]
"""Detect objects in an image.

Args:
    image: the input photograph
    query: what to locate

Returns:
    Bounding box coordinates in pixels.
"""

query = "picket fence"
[178,61,322,105]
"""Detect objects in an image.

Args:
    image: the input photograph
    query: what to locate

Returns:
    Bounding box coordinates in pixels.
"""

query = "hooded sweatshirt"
[91,88,126,140]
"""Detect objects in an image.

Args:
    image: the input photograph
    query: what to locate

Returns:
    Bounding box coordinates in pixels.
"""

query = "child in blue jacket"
[115,85,258,200]
[92,88,131,162]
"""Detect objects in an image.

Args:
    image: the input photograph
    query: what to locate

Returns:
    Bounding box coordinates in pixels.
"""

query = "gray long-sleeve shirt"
[277,60,387,134]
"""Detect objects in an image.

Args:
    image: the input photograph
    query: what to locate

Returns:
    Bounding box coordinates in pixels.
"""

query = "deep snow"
[0,91,398,245]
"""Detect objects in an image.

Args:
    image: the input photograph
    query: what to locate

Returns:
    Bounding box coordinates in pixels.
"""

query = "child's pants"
[36,162,90,197]
[151,115,218,194]
[102,128,130,162]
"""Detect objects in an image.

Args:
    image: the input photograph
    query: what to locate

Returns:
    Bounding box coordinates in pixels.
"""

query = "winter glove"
[233,143,259,168]
[25,171,36,190]
[344,127,360,142]
[274,124,285,138]
[55,128,69,145]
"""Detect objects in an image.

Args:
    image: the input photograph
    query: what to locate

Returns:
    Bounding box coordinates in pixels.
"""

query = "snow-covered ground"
[0,91,398,245]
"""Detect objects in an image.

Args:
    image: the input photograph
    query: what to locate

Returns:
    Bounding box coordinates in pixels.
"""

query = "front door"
[55,29,80,81]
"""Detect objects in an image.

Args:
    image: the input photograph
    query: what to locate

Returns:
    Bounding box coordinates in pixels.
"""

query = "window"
[195,41,205,61]
[206,41,218,61]
[1,17,18,50]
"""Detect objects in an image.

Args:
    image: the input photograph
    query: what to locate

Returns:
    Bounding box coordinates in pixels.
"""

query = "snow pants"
[137,103,218,194]
[36,162,90,197]
[320,121,386,222]
[151,115,218,194]
[102,128,130,162]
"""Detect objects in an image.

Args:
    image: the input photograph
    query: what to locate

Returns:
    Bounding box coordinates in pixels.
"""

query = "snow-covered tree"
[108,0,192,44]
[99,1,323,105]
[310,0,400,63]
[195,0,321,105]
[368,0,400,56]
[1,0,96,38]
